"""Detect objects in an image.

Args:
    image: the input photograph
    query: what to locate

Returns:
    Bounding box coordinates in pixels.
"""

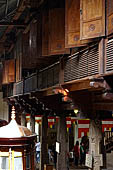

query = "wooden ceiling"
[0,0,46,55]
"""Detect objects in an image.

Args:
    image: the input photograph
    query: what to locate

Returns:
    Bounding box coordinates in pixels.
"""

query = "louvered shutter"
[80,0,105,40]
[106,39,113,72]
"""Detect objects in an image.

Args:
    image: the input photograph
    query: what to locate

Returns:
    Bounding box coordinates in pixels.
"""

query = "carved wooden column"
[57,114,68,170]
[89,119,103,170]
[40,115,49,170]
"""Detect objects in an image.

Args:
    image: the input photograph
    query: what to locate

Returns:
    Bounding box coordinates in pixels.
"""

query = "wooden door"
[2,59,15,84]
[8,59,15,83]
[49,8,70,55]
[2,61,8,84]
[80,0,105,40]
[107,0,113,35]
[65,0,90,48]
[16,58,21,82]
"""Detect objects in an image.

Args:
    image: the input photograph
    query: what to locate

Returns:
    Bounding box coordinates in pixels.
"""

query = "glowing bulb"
[74,109,78,114]
[65,89,69,93]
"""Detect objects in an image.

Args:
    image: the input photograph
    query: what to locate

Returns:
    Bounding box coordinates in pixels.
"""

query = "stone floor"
[69,151,113,170]
[36,152,113,170]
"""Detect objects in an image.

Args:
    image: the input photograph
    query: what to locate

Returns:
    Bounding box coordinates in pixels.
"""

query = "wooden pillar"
[23,149,26,170]
[40,115,49,170]
[89,119,103,170]
[31,147,35,170]
[21,112,26,126]
[57,114,68,170]
[31,114,35,133]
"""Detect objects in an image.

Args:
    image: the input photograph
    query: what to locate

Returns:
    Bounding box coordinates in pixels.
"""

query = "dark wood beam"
[0,0,27,42]
[94,102,113,111]
[0,22,26,27]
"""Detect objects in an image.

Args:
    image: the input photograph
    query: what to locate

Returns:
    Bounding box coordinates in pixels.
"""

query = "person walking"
[73,141,79,166]
[80,142,85,166]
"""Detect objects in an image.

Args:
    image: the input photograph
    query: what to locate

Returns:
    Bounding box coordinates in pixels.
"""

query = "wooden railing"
[13,81,24,96]
[24,73,37,94]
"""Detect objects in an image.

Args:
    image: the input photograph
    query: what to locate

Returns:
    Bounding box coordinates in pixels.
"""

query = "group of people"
[35,142,57,168]
[73,140,86,167]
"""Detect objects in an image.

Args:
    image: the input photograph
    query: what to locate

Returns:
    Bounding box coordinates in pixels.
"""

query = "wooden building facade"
[0,0,113,170]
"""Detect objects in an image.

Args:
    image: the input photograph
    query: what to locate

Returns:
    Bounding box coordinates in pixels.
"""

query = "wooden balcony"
[24,73,37,94]
[13,81,24,96]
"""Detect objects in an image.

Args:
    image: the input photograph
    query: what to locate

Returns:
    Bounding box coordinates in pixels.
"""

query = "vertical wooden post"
[59,57,64,84]
[31,147,35,170]
[40,115,49,170]
[21,112,26,126]
[23,149,26,170]
[89,119,103,170]
[57,114,68,170]
[31,114,35,133]
[99,38,105,75]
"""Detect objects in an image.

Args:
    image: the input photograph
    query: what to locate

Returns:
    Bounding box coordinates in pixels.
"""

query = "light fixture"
[74,109,78,115]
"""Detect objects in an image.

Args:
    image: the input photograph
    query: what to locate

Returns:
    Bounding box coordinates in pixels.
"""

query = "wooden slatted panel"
[78,51,88,79]
[8,84,13,97]
[64,59,72,82]
[71,55,79,80]
[24,78,32,93]
[53,64,59,85]
[106,39,113,72]
[88,46,99,76]
[47,68,53,87]
[65,53,88,82]
[32,74,37,91]
[13,81,23,96]
[38,72,43,90]
[64,45,99,82]
[42,71,47,89]
[24,74,37,93]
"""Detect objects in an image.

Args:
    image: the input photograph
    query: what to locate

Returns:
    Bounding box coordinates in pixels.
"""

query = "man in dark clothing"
[80,142,85,165]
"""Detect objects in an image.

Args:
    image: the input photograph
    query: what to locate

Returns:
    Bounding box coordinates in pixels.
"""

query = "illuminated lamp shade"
[74,109,78,115]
